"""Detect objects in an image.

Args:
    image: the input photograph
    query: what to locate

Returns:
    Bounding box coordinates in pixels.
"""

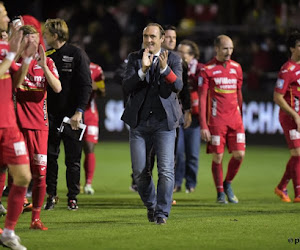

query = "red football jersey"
[0,40,19,128]
[200,57,243,128]
[274,59,300,118]
[16,57,59,130]
[188,59,203,115]
[87,62,104,113]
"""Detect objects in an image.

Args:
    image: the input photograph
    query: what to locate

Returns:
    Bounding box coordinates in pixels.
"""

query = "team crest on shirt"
[296,70,300,75]
[276,78,284,89]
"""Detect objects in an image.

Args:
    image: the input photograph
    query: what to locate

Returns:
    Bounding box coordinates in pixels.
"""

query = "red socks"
[32,176,46,221]
[277,157,293,191]
[225,157,243,183]
[291,156,300,198]
[212,157,243,193]
[0,171,6,201]
[84,153,96,185]
[5,184,26,230]
[212,161,223,192]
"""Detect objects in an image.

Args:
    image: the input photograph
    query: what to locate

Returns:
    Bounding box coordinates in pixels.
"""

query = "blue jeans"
[130,116,176,219]
[175,115,201,189]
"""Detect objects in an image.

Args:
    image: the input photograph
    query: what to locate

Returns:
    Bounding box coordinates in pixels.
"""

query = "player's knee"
[213,153,223,164]
[14,172,32,187]
[233,151,245,161]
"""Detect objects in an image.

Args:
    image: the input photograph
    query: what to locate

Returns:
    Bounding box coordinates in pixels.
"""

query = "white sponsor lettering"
[13,141,27,156]
[242,102,282,134]
[214,77,237,85]
[212,70,222,75]
[296,70,300,75]
[62,56,73,62]
[33,154,47,166]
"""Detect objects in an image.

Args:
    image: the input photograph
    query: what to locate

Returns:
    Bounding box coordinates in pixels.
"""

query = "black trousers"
[46,119,82,200]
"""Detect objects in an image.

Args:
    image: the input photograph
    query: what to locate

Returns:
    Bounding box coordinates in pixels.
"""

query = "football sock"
[291,156,300,198]
[32,175,46,221]
[7,173,12,189]
[277,157,293,191]
[212,161,223,192]
[5,184,26,230]
[0,171,6,200]
[225,157,243,183]
[84,153,96,185]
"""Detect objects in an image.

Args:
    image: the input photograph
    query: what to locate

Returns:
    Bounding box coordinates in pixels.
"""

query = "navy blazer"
[121,48,183,130]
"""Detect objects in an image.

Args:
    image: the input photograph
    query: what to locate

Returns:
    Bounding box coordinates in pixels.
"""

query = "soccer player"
[0,2,36,249]
[14,25,61,230]
[273,31,300,203]
[199,35,245,204]
[83,62,105,195]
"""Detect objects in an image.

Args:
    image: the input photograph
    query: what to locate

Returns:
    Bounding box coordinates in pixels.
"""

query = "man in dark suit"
[121,23,183,225]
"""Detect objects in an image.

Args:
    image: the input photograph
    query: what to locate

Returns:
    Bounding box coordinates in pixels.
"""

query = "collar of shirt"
[148,50,161,63]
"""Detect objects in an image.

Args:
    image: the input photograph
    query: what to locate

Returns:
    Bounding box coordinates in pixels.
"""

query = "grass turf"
[1,142,300,250]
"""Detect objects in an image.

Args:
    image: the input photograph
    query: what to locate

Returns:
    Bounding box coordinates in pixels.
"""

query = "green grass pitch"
[1,142,300,250]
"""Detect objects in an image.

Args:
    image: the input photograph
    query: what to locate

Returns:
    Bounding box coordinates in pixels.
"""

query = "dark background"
[4,0,300,144]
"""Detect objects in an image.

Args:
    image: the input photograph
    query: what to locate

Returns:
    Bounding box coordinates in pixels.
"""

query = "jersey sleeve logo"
[198,76,203,86]
[275,78,284,89]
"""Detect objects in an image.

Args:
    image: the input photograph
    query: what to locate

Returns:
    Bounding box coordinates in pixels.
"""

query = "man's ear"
[53,33,58,41]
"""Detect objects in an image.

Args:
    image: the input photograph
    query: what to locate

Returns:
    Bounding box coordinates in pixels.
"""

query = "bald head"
[214,35,233,62]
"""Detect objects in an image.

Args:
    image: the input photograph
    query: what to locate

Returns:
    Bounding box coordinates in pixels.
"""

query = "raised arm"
[13,36,37,88]
[37,45,61,93]
[0,30,23,77]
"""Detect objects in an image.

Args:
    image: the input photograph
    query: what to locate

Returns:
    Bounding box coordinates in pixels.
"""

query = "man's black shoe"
[156,217,166,225]
[2,186,9,197]
[68,199,78,211]
[44,195,59,210]
[147,209,155,222]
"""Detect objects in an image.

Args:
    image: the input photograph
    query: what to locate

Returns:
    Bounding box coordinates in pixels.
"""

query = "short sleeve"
[274,68,290,95]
